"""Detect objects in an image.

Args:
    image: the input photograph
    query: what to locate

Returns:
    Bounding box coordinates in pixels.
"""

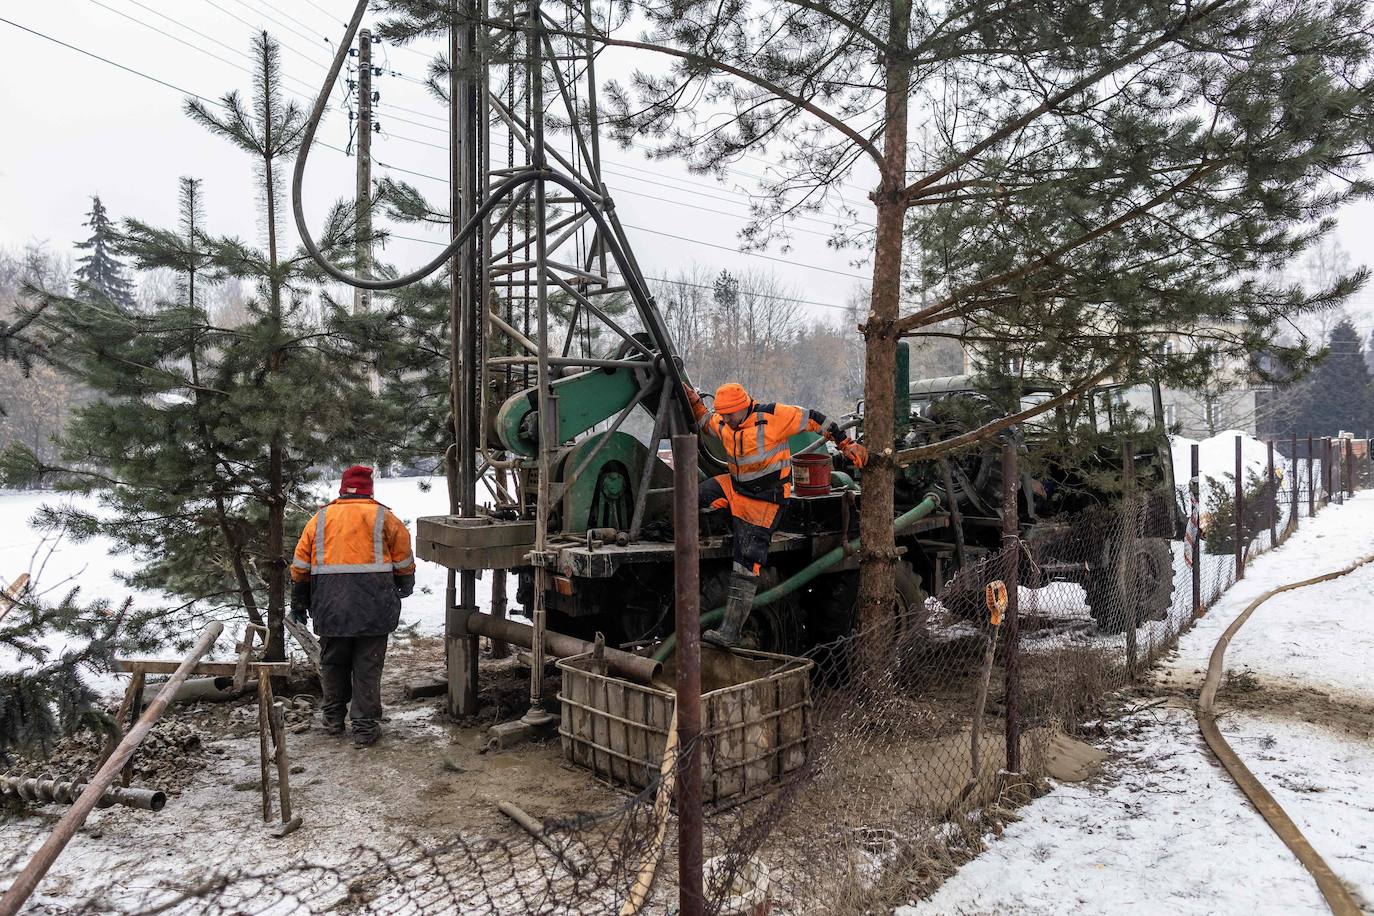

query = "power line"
[1,14,220,105]
[4,14,868,290]
[0,13,351,159]
[387,230,859,314]
[88,0,325,100]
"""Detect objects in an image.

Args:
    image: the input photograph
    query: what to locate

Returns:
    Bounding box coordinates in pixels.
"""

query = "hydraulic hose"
[289,0,701,428]
[1196,553,1374,916]
[652,494,940,662]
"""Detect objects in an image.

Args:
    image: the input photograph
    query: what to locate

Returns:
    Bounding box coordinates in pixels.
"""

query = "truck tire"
[808,564,929,644]
[1085,537,1175,633]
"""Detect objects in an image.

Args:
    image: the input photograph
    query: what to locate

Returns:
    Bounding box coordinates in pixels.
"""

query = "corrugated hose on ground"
[1196,553,1374,916]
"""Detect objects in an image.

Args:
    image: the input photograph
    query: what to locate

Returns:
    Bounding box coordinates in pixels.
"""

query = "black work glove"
[395,573,415,599]
[290,579,311,624]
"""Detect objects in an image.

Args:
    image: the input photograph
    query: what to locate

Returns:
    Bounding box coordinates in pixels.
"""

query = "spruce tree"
[73,196,135,307]
[1291,319,1374,436]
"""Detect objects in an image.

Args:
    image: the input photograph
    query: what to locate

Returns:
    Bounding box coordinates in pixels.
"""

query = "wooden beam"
[113,660,292,676]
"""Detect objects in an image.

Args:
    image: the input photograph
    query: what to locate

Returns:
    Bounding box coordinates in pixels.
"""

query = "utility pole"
[353,29,373,314]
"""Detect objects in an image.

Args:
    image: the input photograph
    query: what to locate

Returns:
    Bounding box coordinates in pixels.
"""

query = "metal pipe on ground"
[138,676,254,707]
[0,621,223,916]
[0,777,166,812]
[460,610,662,684]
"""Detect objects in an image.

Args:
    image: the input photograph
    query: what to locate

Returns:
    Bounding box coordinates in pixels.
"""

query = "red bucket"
[793,453,833,496]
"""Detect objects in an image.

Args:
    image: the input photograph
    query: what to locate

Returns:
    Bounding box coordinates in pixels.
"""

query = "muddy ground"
[1,636,628,914]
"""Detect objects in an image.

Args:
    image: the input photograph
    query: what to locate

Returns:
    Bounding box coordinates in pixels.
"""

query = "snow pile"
[1170,430,1291,492]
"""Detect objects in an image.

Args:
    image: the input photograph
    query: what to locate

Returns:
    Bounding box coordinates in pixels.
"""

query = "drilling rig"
[294,0,1179,735]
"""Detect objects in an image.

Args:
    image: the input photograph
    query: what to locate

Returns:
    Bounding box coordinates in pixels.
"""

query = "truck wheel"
[1085,537,1175,633]
[809,564,929,644]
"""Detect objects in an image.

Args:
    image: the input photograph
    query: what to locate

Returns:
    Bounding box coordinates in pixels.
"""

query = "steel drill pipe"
[460,610,662,683]
[0,776,165,812]
[0,621,223,916]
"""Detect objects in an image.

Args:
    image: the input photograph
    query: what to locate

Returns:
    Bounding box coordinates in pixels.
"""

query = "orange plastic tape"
[984,579,1008,626]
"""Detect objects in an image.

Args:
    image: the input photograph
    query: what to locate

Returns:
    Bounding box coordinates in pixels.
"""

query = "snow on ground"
[0,476,515,690]
[900,492,1374,916]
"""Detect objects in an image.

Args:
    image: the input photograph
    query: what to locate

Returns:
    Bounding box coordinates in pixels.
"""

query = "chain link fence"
[5,435,1368,915]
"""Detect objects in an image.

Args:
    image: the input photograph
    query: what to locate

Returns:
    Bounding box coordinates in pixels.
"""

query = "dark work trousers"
[319,634,389,737]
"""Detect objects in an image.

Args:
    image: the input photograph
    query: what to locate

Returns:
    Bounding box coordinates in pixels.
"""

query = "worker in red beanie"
[290,465,416,747]
[684,382,868,648]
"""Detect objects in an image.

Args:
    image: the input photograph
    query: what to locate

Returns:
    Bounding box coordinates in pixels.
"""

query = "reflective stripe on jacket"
[691,399,851,502]
[291,496,416,637]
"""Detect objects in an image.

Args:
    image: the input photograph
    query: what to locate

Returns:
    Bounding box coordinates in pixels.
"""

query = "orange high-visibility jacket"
[691,398,853,503]
[291,496,416,637]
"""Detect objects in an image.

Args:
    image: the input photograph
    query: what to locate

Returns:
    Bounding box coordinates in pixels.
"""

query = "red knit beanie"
[340,465,374,496]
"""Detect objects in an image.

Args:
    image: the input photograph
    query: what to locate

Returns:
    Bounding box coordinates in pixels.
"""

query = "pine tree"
[8,34,395,663]
[73,196,135,307]
[554,0,1374,646]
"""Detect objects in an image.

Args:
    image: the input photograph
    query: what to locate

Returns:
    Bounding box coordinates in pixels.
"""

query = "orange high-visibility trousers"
[700,474,781,575]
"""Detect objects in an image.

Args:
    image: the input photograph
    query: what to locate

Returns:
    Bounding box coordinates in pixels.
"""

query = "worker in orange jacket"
[686,382,868,648]
[290,466,416,747]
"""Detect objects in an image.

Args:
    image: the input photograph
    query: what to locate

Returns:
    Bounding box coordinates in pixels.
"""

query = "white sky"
[1,1,1371,329]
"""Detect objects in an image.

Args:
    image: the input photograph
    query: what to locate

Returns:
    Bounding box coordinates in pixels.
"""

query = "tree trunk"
[855,0,911,667]
[263,151,287,663]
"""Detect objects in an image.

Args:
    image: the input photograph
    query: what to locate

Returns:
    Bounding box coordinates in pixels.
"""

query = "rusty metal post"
[1323,437,1332,507]
[1190,443,1201,618]
[1001,440,1021,773]
[1307,434,1315,516]
[0,623,223,916]
[1122,440,1138,679]
[671,433,703,916]
[1345,438,1354,497]
[1290,433,1299,529]
[1234,436,1244,581]
[1267,440,1276,545]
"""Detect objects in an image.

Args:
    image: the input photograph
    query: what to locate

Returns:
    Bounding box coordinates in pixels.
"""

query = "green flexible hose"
[651,494,939,662]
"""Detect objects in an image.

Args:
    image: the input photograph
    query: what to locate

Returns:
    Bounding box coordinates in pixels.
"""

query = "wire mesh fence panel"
[7,437,1364,916]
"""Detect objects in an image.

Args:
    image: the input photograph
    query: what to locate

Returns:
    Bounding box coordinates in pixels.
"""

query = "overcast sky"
[2,1,1371,331]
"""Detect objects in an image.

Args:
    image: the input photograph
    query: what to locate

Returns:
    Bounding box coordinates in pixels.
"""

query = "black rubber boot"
[352,719,380,748]
[702,572,758,649]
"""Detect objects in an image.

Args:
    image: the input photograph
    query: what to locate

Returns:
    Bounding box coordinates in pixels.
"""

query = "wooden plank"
[113,660,293,676]
[0,573,30,625]
[282,617,320,673]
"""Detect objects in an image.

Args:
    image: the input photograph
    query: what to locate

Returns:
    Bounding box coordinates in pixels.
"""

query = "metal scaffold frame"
[292,0,696,722]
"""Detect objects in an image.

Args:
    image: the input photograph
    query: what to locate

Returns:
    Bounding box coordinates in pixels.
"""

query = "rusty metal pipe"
[0,777,166,812]
[0,621,223,916]
[673,433,704,916]
[459,610,661,683]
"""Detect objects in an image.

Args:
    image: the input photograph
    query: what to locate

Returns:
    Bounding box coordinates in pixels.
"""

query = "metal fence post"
[1266,439,1276,545]
[1308,434,1315,516]
[1191,443,1201,618]
[1324,437,1333,507]
[1122,440,1138,679]
[1345,438,1354,498]
[1290,432,1299,529]
[1001,440,1021,774]
[671,434,704,916]
[1234,435,1244,581]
